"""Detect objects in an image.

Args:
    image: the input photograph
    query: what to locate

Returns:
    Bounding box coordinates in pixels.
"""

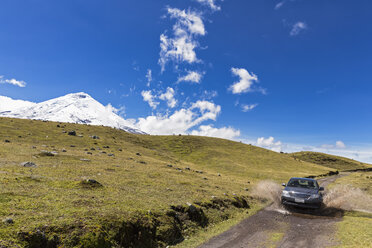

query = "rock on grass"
[21,162,37,168]
[80,179,103,188]
[68,131,76,136]
[2,218,14,224]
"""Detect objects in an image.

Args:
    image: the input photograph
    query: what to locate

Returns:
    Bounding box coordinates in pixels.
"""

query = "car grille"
[289,192,311,199]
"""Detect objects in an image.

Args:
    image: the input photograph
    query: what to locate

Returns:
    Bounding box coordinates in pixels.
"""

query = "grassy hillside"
[0,117,336,247]
[291,151,371,171]
[329,171,372,247]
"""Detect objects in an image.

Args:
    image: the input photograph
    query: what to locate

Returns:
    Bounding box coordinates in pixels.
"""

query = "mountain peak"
[0,93,144,134]
[65,92,91,99]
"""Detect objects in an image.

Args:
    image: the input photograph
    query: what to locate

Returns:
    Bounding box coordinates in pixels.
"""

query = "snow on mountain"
[0,92,145,134]
[0,96,36,112]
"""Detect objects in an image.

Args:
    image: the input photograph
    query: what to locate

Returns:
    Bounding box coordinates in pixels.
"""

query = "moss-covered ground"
[0,117,340,247]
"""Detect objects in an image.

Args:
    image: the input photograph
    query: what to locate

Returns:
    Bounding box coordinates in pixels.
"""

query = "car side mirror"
[282,183,286,187]
[319,187,324,191]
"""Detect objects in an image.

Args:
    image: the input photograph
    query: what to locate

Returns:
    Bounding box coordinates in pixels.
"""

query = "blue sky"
[1,0,371,162]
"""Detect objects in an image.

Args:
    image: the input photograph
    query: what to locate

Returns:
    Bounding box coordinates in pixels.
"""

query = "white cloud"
[159,8,205,71]
[290,22,307,36]
[0,76,26,87]
[191,100,221,122]
[134,100,221,135]
[282,142,372,164]
[106,104,126,117]
[141,90,159,109]
[229,68,259,94]
[321,141,347,149]
[167,8,205,36]
[159,87,177,108]
[142,87,178,109]
[195,0,221,11]
[191,125,240,139]
[320,144,334,149]
[241,104,258,112]
[145,69,152,87]
[159,34,198,72]
[201,90,218,99]
[177,71,203,83]
[256,137,283,152]
[336,141,346,149]
[275,1,286,10]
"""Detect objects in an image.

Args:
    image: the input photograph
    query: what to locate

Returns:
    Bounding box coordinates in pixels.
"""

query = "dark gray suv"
[281,177,324,209]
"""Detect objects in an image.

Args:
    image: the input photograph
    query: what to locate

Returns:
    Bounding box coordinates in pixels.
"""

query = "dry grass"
[291,152,371,171]
[329,172,372,247]
[0,117,336,247]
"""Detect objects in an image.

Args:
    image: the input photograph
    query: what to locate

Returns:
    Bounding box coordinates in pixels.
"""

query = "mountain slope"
[0,92,144,134]
[0,117,338,247]
[291,151,371,171]
[0,96,36,112]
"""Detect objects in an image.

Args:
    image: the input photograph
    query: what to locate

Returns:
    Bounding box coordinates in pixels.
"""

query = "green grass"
[0,117,337,247]
[267,232,286,248]
[334,213,372,248]
[329,172,372,247]
[330,171,372,195]
[291,151,371,171]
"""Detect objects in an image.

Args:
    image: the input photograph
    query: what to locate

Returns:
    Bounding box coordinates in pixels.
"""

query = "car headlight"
[309,194,319,199]
[282,190,290,197]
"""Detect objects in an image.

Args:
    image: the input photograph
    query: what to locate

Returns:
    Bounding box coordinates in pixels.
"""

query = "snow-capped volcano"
[0,92,144,134]
[0,96,36,112]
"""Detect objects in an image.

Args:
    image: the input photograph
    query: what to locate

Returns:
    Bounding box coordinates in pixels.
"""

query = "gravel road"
[199,174,346,248]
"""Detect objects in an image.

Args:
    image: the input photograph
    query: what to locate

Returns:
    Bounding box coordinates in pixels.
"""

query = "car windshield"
[287,179,318,189]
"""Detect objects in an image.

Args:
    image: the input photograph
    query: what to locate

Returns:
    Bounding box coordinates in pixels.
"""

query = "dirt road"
[199,174,346,248]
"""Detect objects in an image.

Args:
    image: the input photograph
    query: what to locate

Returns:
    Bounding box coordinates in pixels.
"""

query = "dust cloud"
[324,185,372,213]
[251,180,372,214]
[250,180,285,210]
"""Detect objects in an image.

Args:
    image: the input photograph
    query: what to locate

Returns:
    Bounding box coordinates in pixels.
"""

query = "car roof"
[289,177,317,181]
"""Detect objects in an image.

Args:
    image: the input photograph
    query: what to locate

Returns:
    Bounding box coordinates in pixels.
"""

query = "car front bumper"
[281,196,322,209]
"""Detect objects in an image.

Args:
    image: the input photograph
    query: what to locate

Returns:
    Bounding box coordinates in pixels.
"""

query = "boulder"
[21,162,37,168]
[68,131,76,136]
[39,151,55,157]
[2,217,14,224]
[81,179,103,188]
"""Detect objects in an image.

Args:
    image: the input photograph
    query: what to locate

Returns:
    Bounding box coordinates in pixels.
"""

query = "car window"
[287,179,318,189]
